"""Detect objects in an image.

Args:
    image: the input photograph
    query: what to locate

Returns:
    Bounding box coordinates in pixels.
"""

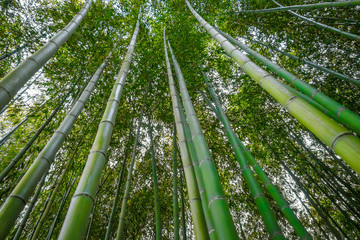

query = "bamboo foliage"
[58,11,141,240]
[202,70,311,240]
[164,32,209,240]
[185,0,360,175]
[0,0,92,111]
[0,55,110,239]
[238,1,360,13]
[217,29,360,134]
[167,41,239,240]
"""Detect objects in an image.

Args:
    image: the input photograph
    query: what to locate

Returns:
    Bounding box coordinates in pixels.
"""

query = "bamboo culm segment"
[175,91,217,240]
[0,56,109,239]
[164,32,210,240]
[270,0,360,41]
[172,125,180,240]
[217,29,360,135]
[58,11,141,240]
[149,120,162,240]
[116,83,149,240]
[185,0,360,175]
[202,71,311,240]
[0,0,92,111]
[168,40,239,240]
[238,1,360,13]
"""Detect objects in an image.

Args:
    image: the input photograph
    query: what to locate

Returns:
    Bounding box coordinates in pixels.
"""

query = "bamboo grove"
[0,0,359,239]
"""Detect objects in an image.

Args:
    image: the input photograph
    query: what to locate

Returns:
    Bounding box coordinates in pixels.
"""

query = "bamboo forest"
[1,0,360,239]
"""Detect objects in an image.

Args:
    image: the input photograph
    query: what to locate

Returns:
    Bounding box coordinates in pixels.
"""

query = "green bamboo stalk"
[0,0,93,111]
[0,55,110,239]
[168,41,239,240]
[149,119,162,240]
[238,1,360,13]
[179,168,187,240]
[58,11,141,240]
[244,37,359,87]
[217,29,360,134]
[164,31,210,240]
[201,73,291,240]
[12,173,47,240]
[175,92,217,240]
[185,0,360,175]
[104,123,134,240]
[0,115,30,147]
[115,84,149,240]
[172,125,180,240]
[270,0,360,41]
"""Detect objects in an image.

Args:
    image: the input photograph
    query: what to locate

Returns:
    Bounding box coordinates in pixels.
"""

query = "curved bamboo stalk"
[149,120,162,240]
[0,0,93,111]
[115,84,149,240]
[185,0,360,175]
[238,1,360,13]
[172,125,180,240]
[168,41,239,240]
[270,0,360,41]
[164,32,209,240]
[201,73,306,239]
[217,29,360,134]
[104,123,134,240]
[58,11,141,239]
[0,55,110,239]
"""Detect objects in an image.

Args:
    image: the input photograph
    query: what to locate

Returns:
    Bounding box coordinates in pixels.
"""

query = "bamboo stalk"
[0,0,93,110]
[238,1,360,13]
[172,125,180,240]
[185,0,360,175]
[58,10,141,239]
[0,54,110,239]
[164,31,210,240]
[168,40,239,240]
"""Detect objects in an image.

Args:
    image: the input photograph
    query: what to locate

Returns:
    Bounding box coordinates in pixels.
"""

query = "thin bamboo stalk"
[185,0,360,175]
[180,169,187,240]
[217,29,360,134]
[58,11,141,240]
[0,0,93,110]
[149,120,162,240]
[172,125,180,240]
[0,55,110,239]
[104,123,134,240]
[270,0,360,41]
[168,41,239,240]
[115,84,149,240]
[164,32,209,240]
[238,1,360,13]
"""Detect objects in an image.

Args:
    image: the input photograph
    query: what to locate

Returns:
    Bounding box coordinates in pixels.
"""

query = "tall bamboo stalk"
[115,83,149,240]
[172,125,180,240]
[163,32,209,240]
[185,0,360,175]
[168,41,239,240]
[0,54,109,239]
[104,123,134,240]
[180,168,187,240]
[58,11,141,239]
[201,72,296,239]
[270,0,360,41]
[0,0,92,110]
[238,1,360,13]
[149,119,162,240]
[217,29,360,134]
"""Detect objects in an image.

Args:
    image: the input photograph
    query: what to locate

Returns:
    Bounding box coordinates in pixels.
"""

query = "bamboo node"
[73,192,95,203]
[208,195,225,208]
[331,132,353,151]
